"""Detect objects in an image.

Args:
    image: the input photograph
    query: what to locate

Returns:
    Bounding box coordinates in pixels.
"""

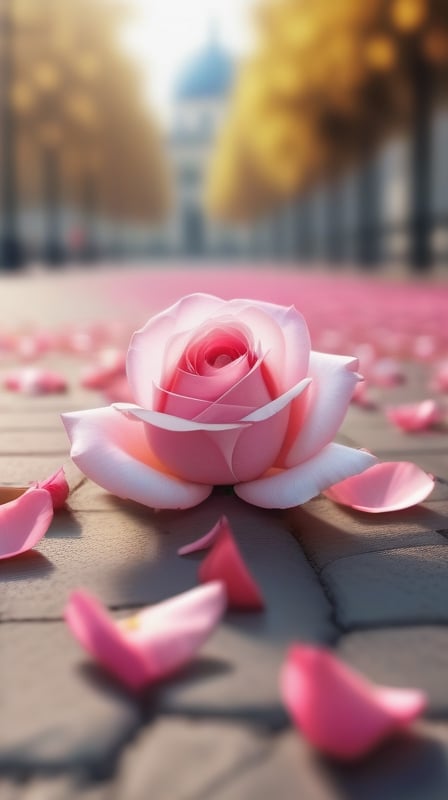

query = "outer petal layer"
[324,461,435,512]
[283,352,361,468]
[235,444,376,509]
[127,294,226,406]
[62,406,212,510]
[0,488,54,559]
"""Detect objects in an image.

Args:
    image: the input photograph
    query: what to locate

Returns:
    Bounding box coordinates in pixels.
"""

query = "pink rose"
[62,294,375,509]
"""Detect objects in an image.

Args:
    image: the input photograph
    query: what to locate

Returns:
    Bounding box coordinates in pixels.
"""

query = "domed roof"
[174,34,234,101]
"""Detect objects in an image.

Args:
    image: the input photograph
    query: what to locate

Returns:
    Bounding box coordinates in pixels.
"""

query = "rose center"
[211,353,234,368]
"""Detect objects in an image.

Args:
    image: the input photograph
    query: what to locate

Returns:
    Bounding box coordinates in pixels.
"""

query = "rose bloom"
[63,294,375,509]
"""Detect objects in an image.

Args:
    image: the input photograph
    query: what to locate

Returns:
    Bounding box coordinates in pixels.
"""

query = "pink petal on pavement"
[198,517,264,610]
[65,582,227,691]
[178,516,225,555]
[324,461,435,512]
[235,443,376,509]
[386,399,441,432]
[0,488,54,560]
[3,367,67,395]
[281,644,426,760]
[102,374,134,403]
[80,348,126,390]
[432,360,448,393]
[369,357,406,387]
[37,467,69,509]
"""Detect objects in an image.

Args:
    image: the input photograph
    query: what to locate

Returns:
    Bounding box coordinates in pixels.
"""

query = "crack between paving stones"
[286,524,344,645]
[317,536,448,576]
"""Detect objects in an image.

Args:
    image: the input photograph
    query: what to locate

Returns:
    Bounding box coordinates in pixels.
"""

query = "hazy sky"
[122,0,257,122]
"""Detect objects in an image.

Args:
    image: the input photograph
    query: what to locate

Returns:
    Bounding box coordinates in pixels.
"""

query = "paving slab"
[338,628,448,716]
[321,544,448,628]
[287,494,448,571]
[0,621,141,775]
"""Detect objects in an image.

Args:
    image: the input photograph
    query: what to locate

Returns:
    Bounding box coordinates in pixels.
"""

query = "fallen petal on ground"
[324,461,435,512]
[281,644,427,760]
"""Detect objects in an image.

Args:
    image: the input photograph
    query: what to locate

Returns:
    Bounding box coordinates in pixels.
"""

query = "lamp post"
[0,0,24,269]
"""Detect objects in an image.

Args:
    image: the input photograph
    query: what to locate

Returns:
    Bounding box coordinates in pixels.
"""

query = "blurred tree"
[207,0,448,267]
[1,0,169,266]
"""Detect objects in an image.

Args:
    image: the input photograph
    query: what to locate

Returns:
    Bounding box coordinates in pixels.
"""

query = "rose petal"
[127,294,226,406]
[62,407,212,510]
[432,360,448,393]
[113,403,247,433]
[235,444,376,509]
[3,367,67,395]
[386,400,441,432]
[198,517,264,610]
[282,352,362,468]
[226,299,311,393]
[178,516,224,555]
[115,383,310,486]
[324,461,435,512]
[369,357,406,387]
[80,349,126,390]
[65,582,227,691]
[37,467,69,509]
[281,644,426,760]
[102,375,134,403]
[0,488,54,560]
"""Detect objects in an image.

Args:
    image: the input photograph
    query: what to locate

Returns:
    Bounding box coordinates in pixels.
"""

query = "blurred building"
[148,30,298,260]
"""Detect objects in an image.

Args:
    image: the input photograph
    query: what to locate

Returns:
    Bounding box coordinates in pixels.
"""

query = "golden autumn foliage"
[207,0,448,219]
[7,0,169,223]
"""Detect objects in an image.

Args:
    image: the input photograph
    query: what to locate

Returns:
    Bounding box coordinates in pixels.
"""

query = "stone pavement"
[1,266,448,799]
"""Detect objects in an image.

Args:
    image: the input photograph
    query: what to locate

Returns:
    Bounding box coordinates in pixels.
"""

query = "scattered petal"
[432,360,448,393]
[386,399,442,432]
[325,461,435,512]
[369,358,406,387]
[37,467,69,509]
[3,367,67,395]
[80,348,126,390]
[178,516,225,555]
[0,488,54,560]
[281,644,427,760]
[102,374,133,403]
[198,517,264,610]
[350,380,375,409]
[65,582,227,691]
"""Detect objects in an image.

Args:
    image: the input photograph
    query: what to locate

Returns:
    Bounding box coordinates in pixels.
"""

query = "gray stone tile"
[1,495,336,643]
[1,494,335,727]
[4,777,112,800]
[0,429,70,455]
[287,495,448,571]
[321,544,448,628]
[0,411,68,431]
[0,456,82,488]
[353,426,448,455]
[114,719,331,800]
[0,621,141,774]
[338,628,448,717]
